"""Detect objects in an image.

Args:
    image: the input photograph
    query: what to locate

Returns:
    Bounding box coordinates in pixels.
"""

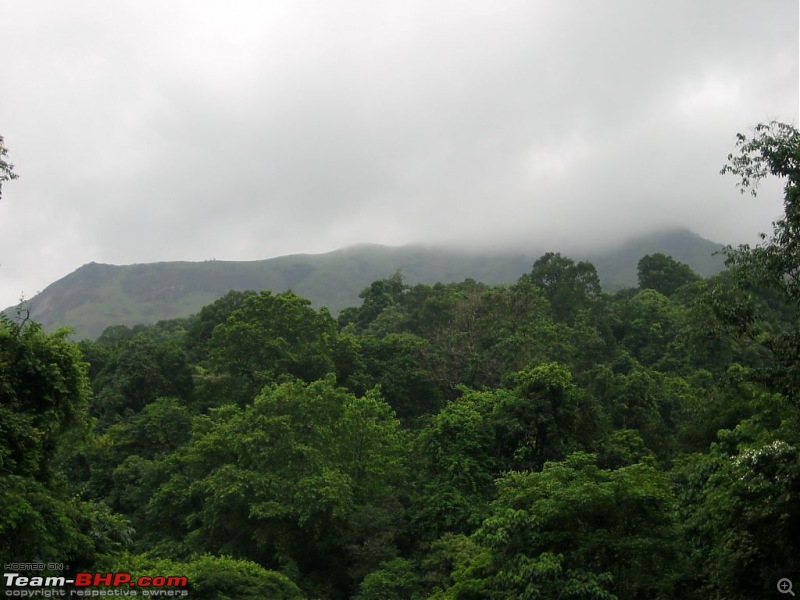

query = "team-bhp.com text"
[3,573,188,597]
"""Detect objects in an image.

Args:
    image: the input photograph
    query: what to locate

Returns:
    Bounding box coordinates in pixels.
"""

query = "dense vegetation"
[2,122,798,599]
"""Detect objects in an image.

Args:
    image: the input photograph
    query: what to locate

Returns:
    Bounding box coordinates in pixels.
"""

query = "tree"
[436,454,680,599]
[411,388,499,538]
[523,253,603,324]
[350,272,408,332]
[145,376,406,598]
[91,333,194,424]
[0,317,130,567]
[0,318,89,482]
[637,253,701,297]
[612,288,689,370]
[104,554,304,599]
[359,333,443,420]
[207,291,338,403]
[721,122,800,400]
[354,558,422,600]
[0,135,19,200]
[721,121,800,302]
[183,290,257,363]
[680,437,800,599]
[495,362,595,471]
[81,396,193,526]
[590,360,691,460]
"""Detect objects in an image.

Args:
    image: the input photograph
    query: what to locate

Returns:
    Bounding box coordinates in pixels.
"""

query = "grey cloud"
[0,0,796,306]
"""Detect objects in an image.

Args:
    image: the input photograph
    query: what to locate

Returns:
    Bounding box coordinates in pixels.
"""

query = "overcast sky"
[0,0,797,308]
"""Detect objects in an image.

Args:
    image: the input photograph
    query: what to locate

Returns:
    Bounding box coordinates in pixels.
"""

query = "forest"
[2,122,799,599]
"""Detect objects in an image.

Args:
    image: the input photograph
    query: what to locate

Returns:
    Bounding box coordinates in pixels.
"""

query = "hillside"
[12,228,725,339]
[591,228,728,291]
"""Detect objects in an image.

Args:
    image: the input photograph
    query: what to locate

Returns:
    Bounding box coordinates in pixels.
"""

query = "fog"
[0,0,796,307]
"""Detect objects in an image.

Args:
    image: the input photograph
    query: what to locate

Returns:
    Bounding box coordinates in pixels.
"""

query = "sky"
[0,0,797,308]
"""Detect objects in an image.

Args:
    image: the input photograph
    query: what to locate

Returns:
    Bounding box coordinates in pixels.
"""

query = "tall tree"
[0,317,128,566]
[434,453,680,600]
[524,252,603,324]
[721,121,800,400]
[91,333,194,423]
[637,253,701,297]
[681,435,800,599]
[0,318,88,482]
[145,376,406,598]
[208,291,338,402]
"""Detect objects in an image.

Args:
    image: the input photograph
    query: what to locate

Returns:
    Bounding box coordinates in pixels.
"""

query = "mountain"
[591,228,727,291]
[10,228,726,339]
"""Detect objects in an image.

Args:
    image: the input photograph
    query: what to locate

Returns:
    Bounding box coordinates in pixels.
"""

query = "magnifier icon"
[778,578,795,596]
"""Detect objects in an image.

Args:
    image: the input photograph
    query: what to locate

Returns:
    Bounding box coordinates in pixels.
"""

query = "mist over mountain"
[10,227,724,339]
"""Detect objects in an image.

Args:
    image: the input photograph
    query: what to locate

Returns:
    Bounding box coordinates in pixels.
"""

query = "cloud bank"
[0,0,796,306]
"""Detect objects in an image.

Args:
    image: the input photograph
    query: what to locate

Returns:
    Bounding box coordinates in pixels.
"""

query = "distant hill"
[10,228,725,339]
[591,228,727,291]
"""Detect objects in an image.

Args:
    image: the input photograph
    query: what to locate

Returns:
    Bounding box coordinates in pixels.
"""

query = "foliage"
[496,362,599,470]
[359,332,443,420]
[207,291,338,402]
[449,454,680,599]
[143,376,405,597]
[680,437,800,599]
[183,290,256,363]
[0,134,19,200]
[0,318,89,481]
[612,288,689,370]
[354,558,423,600]
[637,253,702,297]
[0,317,130,567]
[523,252,603,324]
[721,121,800,400]
[90,332,194,424]
[104,553,304,599]
[411,389,499,538]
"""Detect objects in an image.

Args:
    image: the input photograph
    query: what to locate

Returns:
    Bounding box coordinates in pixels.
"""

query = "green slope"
[12,228,726,339]
[591,228,725,291]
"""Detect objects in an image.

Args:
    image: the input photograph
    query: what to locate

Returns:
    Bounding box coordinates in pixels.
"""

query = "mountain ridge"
[10,228,726,339]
